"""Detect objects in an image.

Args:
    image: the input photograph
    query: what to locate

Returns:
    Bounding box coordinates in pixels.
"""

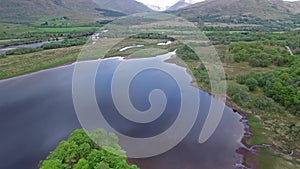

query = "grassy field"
[0,46,81,79]
[0,23,37,35]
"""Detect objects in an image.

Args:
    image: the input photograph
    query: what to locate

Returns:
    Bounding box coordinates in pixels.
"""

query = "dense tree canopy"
[236,58,300,116]
[229,41,290,67]
[40,129,139,169]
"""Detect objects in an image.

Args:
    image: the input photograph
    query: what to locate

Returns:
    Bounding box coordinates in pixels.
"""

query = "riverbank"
[0,46,83,80]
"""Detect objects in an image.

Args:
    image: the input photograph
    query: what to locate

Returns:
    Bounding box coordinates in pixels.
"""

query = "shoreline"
[199,88,259,169]
[0,56,105,82]
[0,61,76,82]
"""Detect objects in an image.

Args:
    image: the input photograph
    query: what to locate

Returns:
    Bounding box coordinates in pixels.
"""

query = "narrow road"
[286,46,294,56]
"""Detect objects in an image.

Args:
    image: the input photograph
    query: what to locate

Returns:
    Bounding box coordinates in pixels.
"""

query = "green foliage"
[0,26,94,47]
[295,47,300,55]
[289,124,300,141]
[42,39,87,50]
[227,82,282,113]
[94,162,110,169]
[130,33,174,40]
[245,78,259,91]
[236,58,300,116]
[4,38,86,56]
[261,68,300,115]
[74,159,90,169]
[227,83,250,105]
[5,48,42,55]
[40,159,66,169]
[195,15,272,27]
[229,41,289,67]
[40,129,138,169]
[175,44,199,61]
[38,27,98,33]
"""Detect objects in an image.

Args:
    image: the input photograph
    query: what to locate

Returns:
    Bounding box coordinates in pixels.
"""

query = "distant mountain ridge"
[0,0,152,23]
[93,0,152,14]
[167,0,192,11]
[176,0,300,20]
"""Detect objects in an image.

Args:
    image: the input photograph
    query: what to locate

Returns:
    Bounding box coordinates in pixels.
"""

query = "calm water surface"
[0,55,245,169]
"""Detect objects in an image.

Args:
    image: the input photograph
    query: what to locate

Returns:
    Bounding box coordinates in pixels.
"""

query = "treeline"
[42,38,87,50]
[190,14,299,31]
[130,33,175,41]
[40,129,139,169]
[229,41,291,67]
[227,82,283,114]
[206,31,300,52]
[0,30,94,46]
[236,59,300,116]
[190,14,268,25]
[175,44,199,61]
[5,48,42,55]
[4,38,87,56]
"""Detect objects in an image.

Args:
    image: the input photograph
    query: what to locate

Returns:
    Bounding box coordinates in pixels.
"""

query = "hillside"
[93,0,152,14]
[0,0,151,24]
[176,0,300,20]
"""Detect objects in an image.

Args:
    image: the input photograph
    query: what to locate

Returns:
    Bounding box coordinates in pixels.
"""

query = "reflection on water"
[0,55,245,169]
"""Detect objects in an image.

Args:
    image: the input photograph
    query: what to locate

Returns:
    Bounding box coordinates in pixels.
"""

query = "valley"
[0,0,300,169]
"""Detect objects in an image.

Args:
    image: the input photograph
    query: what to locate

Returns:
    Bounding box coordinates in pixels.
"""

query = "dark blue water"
[0,57,244,169]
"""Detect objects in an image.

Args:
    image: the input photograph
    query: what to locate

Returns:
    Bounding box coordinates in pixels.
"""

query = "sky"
[136,0,299,10]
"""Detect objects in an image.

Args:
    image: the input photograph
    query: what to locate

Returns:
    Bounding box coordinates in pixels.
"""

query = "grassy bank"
[0,46,81,79]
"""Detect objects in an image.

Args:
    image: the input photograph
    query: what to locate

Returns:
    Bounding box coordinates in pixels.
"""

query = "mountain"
[93,0,152,14]
[284,0,300,13]
[175,0,300,20]
[167,0,192,11]
[0,0,152,23]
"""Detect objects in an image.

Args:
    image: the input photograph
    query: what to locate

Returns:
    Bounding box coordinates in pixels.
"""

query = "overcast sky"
[136,0,299,10]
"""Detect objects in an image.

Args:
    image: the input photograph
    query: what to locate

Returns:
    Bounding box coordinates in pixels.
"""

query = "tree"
[40,129,139,169]
[74,159,90,169]
[40,159,65,169]
[51,141,79,164]
[95,162,111,169]
[295,47,300,55]
[245,78,258,91]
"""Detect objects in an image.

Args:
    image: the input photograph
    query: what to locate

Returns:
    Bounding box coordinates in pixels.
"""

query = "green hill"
[175,0,300,20]
[93,0,152,14]
[0,0,151,24]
